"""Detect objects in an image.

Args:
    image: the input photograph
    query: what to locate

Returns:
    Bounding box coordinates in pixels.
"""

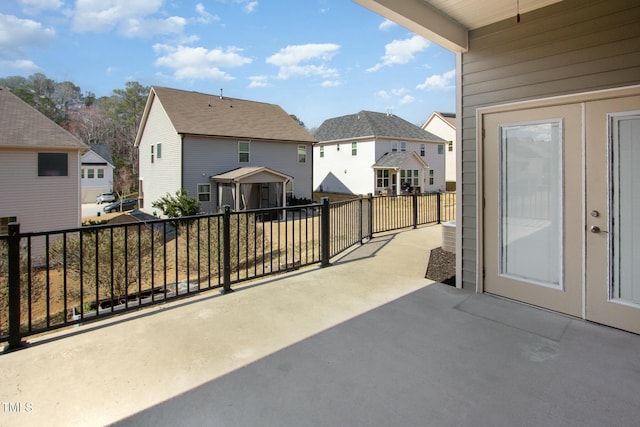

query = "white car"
[96,192,116,204]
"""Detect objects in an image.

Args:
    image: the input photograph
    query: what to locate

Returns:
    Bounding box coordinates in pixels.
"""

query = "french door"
[482,90,640,334]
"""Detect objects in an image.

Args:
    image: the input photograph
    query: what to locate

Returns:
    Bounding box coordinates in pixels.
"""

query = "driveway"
[82,202,105,218]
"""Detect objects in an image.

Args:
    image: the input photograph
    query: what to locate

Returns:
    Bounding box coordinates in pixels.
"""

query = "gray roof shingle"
[149,86,316,143]
[0,87,87,150]
[89,144,114,165]
[314,110,446,143]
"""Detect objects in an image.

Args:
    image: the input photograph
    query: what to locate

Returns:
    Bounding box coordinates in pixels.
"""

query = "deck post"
[220,206,233,294]
[320,197,331,267]
[5,222,26,351]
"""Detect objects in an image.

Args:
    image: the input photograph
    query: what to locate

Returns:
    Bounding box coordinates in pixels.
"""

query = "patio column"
[235,182,241,211]
[282,179,288,207]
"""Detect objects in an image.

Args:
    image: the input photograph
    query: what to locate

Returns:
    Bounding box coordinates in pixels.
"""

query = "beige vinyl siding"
[0,148,81,234]
[137,98,182,213]
[460,0,640,289]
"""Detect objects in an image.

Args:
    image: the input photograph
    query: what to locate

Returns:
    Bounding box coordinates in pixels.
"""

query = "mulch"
[425,247,456,286]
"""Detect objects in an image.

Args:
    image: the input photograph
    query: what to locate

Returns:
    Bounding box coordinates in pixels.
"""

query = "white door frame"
[476,85,640,320]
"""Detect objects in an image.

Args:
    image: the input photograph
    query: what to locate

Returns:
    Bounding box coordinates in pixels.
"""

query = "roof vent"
[220,88,223,99]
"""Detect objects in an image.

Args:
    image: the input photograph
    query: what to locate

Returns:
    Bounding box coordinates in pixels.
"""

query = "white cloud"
[266,43,340,79]
[153,44,252,81]
[399,95,415,104]
[195,3,220,24]
[248,76,269,88]
[0,59,42,73]
[416,69,456,90]
[367,35,430,72]
[321,80,341,87]
[378,19,396,31]
[0,14,55,55]
[72,0,185,37]
[19,0,63,11]
[120,16,186,38]
[376,88,410,99]
[243,1,258,13]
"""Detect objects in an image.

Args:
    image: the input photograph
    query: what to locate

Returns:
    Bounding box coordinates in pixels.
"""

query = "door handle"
[590,225,608,234]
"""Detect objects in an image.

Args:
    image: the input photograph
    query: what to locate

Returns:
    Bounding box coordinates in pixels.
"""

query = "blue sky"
[0,0,456,129]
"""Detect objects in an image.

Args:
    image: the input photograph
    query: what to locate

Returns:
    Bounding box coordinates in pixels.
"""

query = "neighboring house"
[81,144,115,203]
[0,87,88,239]
[313,110,446,196]
[356,0,640,334]
[134,86,316,214]
[422,112,456,191]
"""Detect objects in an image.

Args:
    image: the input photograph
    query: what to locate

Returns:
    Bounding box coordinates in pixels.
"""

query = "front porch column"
[394,169,401,195]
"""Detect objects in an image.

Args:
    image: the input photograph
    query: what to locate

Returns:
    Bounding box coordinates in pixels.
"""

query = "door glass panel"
[611,115,640,305]
[499,121,563,288]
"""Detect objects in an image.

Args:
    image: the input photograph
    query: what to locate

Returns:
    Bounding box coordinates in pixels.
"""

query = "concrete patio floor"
[1,225,639,426]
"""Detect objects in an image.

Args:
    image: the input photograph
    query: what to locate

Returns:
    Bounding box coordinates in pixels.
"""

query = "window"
[420,144,425,157]
[448,141,453,152]
[298,145,307,163]
[197,184,211,202]
[352,142,357,156]
[400,169,419,191]
[87,169,94,179]
[38,153,67,176]
[400,142,407,152]
[238,141,250,163]
[320,146,324,158]
[376,169,389,188]
[391,142,398,152]
[156,143,162,159]
[438,144,444,155]
[0,217,17,235]
[429,169,434,185]
[151,145,154,164]
[97,169,104,179]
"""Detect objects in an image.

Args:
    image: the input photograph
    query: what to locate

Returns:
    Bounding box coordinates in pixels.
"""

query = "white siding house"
[81,144,115,203]
[0,87,87,238]
[356,0,640,335]
[135,87,316,215]
[313,111,446,195]
[422,112,456,190]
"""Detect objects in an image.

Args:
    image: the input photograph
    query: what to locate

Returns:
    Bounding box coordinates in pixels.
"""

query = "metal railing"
[1,192,455,349]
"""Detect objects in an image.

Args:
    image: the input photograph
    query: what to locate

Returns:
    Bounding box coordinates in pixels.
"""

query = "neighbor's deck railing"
[1,192,455,349]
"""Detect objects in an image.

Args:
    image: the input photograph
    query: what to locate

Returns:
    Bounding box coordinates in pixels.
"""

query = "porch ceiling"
[354,0,563,52]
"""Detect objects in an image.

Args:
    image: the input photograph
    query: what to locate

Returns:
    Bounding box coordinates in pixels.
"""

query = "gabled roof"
[85,144,115,166]
[372,151,428,169]
[135,86,316,145]
[0,87,88,150]
[422,111,456,130]
[211,166,292,183]
[314,110,446,143]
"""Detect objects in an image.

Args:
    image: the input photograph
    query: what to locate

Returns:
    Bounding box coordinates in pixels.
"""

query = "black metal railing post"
[221,205,233,294]
[412,192,418,229]
[358,195,363,243]
[320,197,331,267]
[367,193,373,239]
[437,192,442,224]
[6,222,25,351]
